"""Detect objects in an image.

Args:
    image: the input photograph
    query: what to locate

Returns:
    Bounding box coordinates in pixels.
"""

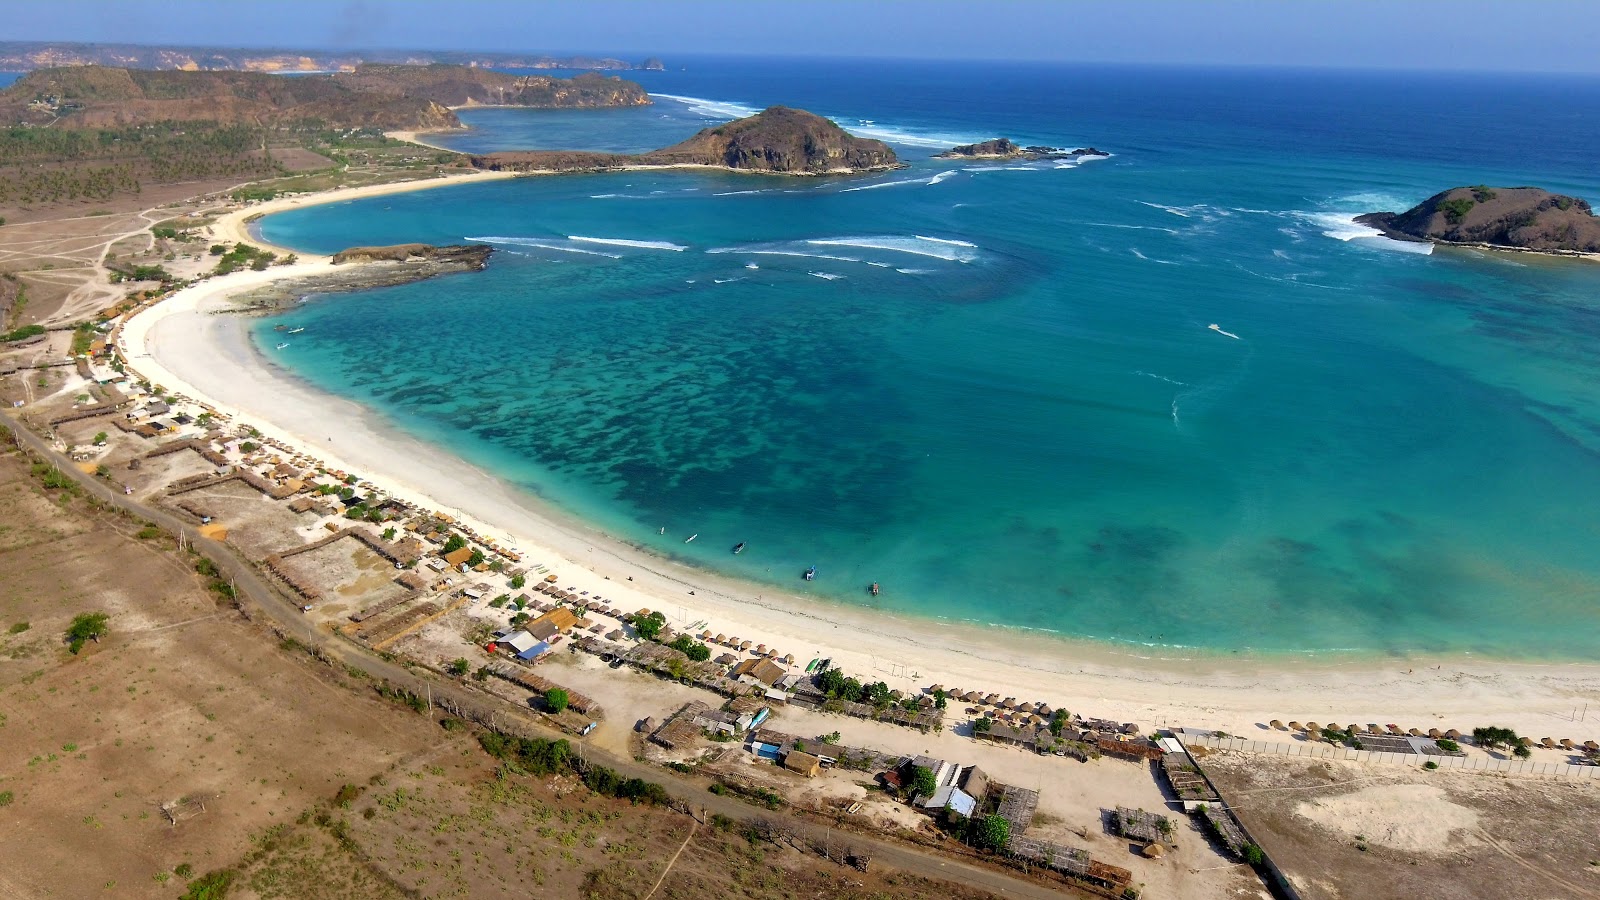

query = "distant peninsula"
[937,138,1107,161]
[472,106,903,176]
[1356,186,1600,255]
[0,64,649,131]
[0,40,660,73]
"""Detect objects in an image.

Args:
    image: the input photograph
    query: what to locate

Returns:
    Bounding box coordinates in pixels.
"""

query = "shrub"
[1423,760,1439,770]
[178,869,234,900]
[968,814,1010,852]
[1439,197,1475,223]
[509,574,526,589]
[136,525,161,540]
[1435,738,1460,752]
[65,612,109,653]
[0,790,12,806]
[333,784,360,807]
[7,622,28,635]
[446,658,470,677]
[1243,843,1264,865]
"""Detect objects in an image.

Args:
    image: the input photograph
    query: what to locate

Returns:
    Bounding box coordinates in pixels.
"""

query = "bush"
[178,869,235,900]
[1435,738,1460,752]
[446,658,470,676]
[509,574,526,589]
[65,612,109,653]
[968,814,1010,852]
[1243,843,1264,865]
[333,783,360,806]
[7,622,28,635]
[1423,760,1439,770]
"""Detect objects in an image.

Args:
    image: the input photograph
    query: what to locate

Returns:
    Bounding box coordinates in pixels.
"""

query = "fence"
[1177,730,1600,779]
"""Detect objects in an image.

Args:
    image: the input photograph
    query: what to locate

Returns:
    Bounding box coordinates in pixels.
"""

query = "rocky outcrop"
[474,107,902,177]
[330,243,492,267]
[0,64,649,130]
[649,106,899,174]
[1356,187,1600,254]
[937,138,1108,160]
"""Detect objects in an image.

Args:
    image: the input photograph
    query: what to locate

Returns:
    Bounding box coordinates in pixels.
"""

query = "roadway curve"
[2,417,1082,899]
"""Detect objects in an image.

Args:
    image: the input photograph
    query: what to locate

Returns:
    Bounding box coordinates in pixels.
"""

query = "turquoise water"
[257,61,1600,658]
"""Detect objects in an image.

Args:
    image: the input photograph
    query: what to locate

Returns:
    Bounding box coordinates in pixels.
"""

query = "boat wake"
[1208,323,1242,340]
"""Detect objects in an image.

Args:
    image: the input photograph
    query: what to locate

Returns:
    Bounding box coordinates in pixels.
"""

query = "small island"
[472,106,903,176]
[1356,186,1600,255]
[936,138,1107,161]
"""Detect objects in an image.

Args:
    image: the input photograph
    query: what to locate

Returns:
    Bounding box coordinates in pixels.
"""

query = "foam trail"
[708,248,862,264]
[1208,324,1242,340]
[840,177,930,193]
[1136,370,1190,387]
[914,235,977,248]
[807,236,978,262]
[651,93,761,119]
[928,170,957,184]
[569,236,687,251]
[1130,248,1179,265]
[713,190,764,197]
[466,236,621,258]
[745,262,759,269]
[1140,201,1193,218]
[809,271,844,280]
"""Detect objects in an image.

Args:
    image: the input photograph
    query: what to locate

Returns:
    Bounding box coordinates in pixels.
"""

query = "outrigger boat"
[685,534,697,543]
[287,327,305,334]
[803,566,816,581]
[732,542,746,554]
[275,342,290,350]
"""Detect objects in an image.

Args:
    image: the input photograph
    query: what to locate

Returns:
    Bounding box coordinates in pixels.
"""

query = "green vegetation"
[973,717,993,734]
[488,595,507,609]
[629,610,666,641]
[0,123,283,206]
[466,549,486,567]
[211,243,275,276]
[667,634,710,661]
[177,868,235,900]
[1435,738,1461,753]
[0,790,12,806]
[442,533,467,554]
[446,658,470,677]
[1439,196,1476,223]
[1471,725,1529,757]
[239,441,258,453]
[92,431,108,445]
[7,622,28,635]
[381,526,396,541]
[545,688,570,714]
[65,611,109,653]
[1243,843,1264,865]
[911,765,938,798]
[0,323,46,342]
[1423,760,1439,770]
[509,573,526,589]
[967,814,1010,852]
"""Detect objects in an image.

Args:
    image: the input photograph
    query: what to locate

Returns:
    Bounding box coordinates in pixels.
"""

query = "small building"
[692,707,742,736]
[783,750,821,778]
[442,547,473,569]
[731,657,788,687]
[919,785,977,818]
[495,630,540,658]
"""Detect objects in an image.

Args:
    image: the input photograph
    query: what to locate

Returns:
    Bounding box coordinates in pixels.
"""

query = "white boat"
[685,533,697,543]
[275,342,290,350]
[287,327,305,334]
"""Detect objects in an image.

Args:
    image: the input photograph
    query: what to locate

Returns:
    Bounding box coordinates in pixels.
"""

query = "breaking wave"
[568,236,688,251]
[466,236,622,258]
[807,235,979,262]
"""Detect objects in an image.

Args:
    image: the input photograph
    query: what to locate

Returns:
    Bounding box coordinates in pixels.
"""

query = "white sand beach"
[118,181,1600,747]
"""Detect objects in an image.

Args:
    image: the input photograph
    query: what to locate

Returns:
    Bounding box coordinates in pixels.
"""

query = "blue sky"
[9,1,1600,73]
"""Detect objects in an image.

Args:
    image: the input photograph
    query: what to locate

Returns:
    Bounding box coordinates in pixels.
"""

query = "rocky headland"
[0,64,649,130]
[231,244,493,311]
[472,106,903,176]
[936,138,1107,161]
[1356,186,1600,255]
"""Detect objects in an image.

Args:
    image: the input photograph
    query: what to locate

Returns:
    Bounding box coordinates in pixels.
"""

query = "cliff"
[473,106,902,177]
[0,41,656,72]
[649,107,899,174]
[0,64,648,130]
[1355,187,1600,254]
[937,138,1108,160]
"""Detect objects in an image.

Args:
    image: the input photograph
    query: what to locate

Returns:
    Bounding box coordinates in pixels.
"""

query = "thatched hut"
[1269,719,1285,730]
[1427,728,1442,739]
[1444,728,1462,740]
[1540,737,1556,748]
[1288,721,1303,731]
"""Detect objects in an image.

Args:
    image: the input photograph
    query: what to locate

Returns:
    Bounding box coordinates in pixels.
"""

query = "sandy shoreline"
[118,177,1600,743]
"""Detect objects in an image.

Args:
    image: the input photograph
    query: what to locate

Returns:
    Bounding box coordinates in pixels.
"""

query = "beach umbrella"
[1269,720,1285,731]
[755,643,767,655]
[1386,724,1402,735]
[606,630,623,641]
[1123,723,1141,735]
[1408,728,1422,736]
[1288,721,1303,732]
[740,640,752,651]
[1038,704,1054,717]
[1540,737,1556,748]
[1347,724,1361,734]
[1427,728,1442,739]
[928,684,944,695]
[781,654,794,665]
[1306,722,1320,732]
[1586,740,1599,752]
[545,574,559,583]
[1367,724,1381,735]
[700,629,712,640]
[984,693,1000,704]
[1444,729,1462,740]
[1560,738,1576,749]
[715,634,727,644]
[1001,697,1017,710]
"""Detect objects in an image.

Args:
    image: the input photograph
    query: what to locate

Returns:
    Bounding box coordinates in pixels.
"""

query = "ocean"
[254,58,1600,659]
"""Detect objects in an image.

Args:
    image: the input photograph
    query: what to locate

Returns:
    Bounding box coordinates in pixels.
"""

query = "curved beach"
[117,181,1600,740]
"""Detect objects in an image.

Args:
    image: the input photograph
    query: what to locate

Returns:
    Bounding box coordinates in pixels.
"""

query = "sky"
[8,0,1600,73]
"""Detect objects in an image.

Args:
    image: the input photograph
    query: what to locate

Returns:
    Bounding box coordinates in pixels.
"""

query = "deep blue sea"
[256,58,1600,659]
